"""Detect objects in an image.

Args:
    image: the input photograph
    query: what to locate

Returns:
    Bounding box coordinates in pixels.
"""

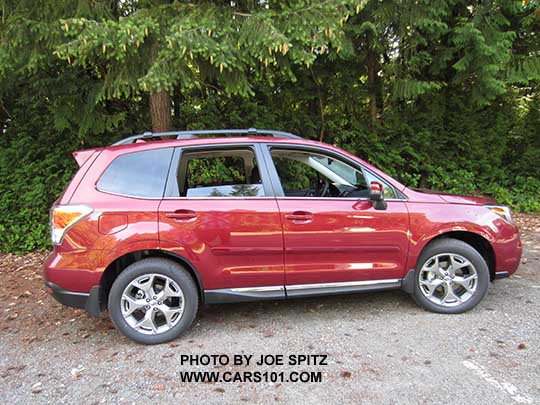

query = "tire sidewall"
[108,259,198,345]
[413,240,490,314]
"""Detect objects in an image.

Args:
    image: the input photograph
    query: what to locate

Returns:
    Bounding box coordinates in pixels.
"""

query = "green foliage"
[0,65,146,253]
[273,157,316,192]
[0,0,539,253]
[187,156,246,189]
[485,177,540,213]
[3,0,361,100]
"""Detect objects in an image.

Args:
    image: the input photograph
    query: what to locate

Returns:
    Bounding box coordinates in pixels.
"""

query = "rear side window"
[97,148,173,198]
[187,155,247,189]
[175,148,264,197]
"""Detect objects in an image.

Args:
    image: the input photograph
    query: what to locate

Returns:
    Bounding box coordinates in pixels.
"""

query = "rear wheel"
[108,258,198,344]
[412,239,490,314]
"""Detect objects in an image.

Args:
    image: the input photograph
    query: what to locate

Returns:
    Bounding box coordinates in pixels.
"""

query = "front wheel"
[108,258,199,344]
[412,239,490,314]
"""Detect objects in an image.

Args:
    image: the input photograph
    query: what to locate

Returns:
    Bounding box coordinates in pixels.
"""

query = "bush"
[0,73,538,254]
[485,177,540,213]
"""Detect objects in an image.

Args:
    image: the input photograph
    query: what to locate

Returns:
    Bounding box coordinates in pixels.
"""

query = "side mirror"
[369,181,387,210]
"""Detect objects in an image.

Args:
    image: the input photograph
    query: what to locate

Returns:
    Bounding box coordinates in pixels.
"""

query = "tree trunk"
[311,69,326,142]
[366,49,378,128]
[149,90,172,133]
[148,39,173,133]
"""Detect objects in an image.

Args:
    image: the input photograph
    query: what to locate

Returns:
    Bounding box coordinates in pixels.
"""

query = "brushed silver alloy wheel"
[418,253,478,307]
[121,273,185,335]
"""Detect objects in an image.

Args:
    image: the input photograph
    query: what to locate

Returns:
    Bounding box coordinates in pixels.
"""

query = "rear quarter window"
[97,148,173,198]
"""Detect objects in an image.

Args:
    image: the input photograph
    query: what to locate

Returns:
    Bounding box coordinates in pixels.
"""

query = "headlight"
[485,205,513,224]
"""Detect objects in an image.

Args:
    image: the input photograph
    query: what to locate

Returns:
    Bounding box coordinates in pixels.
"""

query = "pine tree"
[1,0,365,132]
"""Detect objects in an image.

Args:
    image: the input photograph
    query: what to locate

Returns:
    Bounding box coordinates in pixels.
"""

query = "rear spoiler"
[72,149,99,167]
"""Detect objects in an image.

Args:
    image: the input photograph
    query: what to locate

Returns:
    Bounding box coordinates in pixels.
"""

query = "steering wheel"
[317,178,330,197]
[328,183,340,197]
[339,186,356,197]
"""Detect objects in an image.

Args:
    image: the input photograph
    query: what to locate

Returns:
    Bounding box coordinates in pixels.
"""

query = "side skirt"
[204,286,285,304]
[204,279,403,304]
[286,279,402,298]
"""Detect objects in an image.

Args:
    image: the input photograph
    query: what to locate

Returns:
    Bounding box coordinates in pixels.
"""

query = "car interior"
[177,149,265,197]
[175,147,395,199]
[270,149,373,198]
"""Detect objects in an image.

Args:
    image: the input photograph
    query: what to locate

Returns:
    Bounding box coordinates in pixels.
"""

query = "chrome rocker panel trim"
[204,285,286,303]
[204,279,401,304]
[285,278,401,298]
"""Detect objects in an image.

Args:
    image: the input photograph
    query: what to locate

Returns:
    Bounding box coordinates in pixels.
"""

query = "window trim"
[95,147,175,199]
[262,143,407,201]
[163,143,275,199]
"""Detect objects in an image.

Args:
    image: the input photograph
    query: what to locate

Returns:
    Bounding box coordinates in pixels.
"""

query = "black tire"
[108,258,199,344]
[412,238,490,314]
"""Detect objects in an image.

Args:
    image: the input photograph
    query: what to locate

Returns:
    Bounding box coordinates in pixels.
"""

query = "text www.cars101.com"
[178,370,323,383]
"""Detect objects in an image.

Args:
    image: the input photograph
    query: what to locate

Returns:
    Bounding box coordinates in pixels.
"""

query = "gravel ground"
[1,214,539,404]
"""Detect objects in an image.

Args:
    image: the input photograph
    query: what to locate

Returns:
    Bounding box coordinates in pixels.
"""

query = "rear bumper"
[43,250,103,292]
[45,281,88,309]
[45,281,104,316]
[43,249,106,316]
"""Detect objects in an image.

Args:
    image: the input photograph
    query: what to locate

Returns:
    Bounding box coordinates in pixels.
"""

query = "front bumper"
[493,225,522,278]
[494,271,510,279]
[45,281,104,316]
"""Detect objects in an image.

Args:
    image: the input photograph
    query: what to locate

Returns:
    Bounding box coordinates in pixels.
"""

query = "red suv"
[44,129,522,344]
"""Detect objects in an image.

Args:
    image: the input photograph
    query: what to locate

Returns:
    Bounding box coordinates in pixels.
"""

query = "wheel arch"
[420,231,496,281]
[100,249,205,308]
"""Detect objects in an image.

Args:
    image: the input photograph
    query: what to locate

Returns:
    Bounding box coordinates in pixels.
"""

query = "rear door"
[158,143,285,301]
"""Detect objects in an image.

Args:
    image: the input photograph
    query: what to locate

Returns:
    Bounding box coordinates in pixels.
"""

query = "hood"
[410,188,496,205]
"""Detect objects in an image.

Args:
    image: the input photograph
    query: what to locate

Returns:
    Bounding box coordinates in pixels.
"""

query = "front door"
[158,144,284,301]
[263,145,409,297]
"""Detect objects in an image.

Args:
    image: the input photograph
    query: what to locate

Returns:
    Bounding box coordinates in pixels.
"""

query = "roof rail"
[112,128,302,146]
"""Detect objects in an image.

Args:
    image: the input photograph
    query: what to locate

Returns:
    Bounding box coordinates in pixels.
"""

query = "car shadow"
[197,289,418,322]
[45,289,418,345]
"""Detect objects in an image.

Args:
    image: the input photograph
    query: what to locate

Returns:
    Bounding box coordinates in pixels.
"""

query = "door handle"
[165,210,197,221]
[285,211,313,222]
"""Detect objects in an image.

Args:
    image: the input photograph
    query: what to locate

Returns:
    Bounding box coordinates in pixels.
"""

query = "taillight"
[50,205,93,244]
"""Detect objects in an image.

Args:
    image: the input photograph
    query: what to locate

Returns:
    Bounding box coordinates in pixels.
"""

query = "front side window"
[97,148,173,198]
[177,148,264,197]
[270,149,396,199]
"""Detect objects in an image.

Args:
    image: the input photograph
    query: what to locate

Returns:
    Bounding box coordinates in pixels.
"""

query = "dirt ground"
[0,214,539,404]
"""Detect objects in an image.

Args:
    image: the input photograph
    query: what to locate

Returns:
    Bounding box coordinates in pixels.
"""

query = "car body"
[44,129,522,344]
